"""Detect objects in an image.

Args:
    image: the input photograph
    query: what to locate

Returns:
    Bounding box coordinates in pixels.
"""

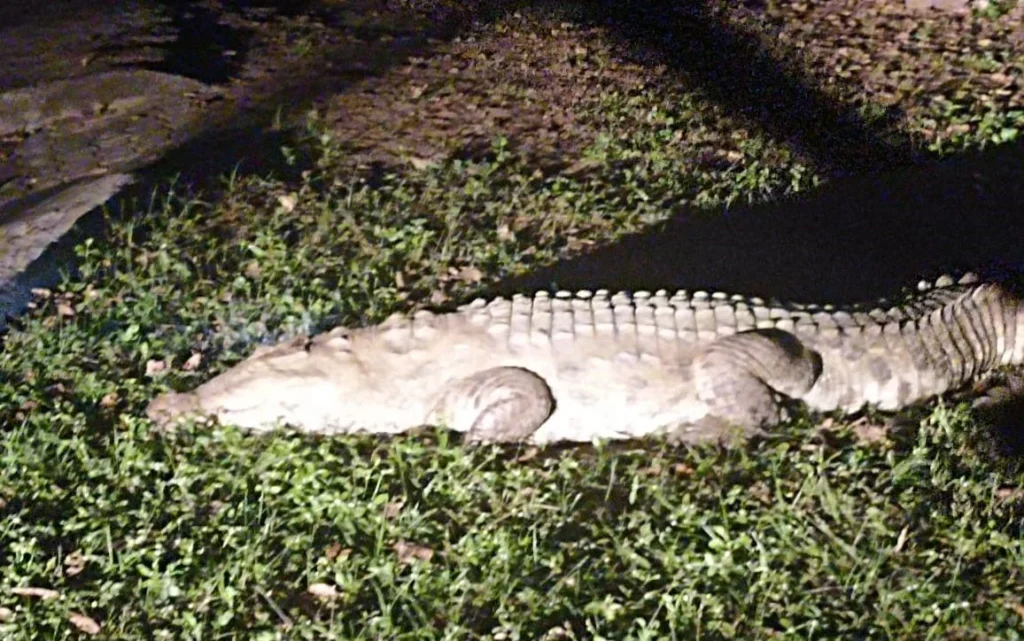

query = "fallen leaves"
[1006,600,1024,620]
[99,392,119,409]
[324,542,352,562]
[850,417,891,444]
[996,486,1023,501]
[147,352,202,377]
[747,481,773,506]
[321,10,632,175]
[8,588,99,633]
[407,155,438,170]
[68,613,101,635]
[244,261,262,279]
[144,359,168,377]
[819,416,892,445]
[893,526,910,553]
[515,446,541,463]
[63,551,87,577]
[672,463,696,478]
[429,290,449,306]
[306,583,340,601]
[393,540,434,564]
[10,586,59,600]
[26,288,78,317]
[446,265,483,284]
[182,352,203,372]
[496,222,516,242]
[276,192,298,214]
[382,499,405,520]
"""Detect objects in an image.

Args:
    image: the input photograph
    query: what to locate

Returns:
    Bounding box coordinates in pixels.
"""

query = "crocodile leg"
[426,366,556,443]
[673,329,824,442]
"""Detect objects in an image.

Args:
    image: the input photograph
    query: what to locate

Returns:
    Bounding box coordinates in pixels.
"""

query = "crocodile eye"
[335,334,353,352]
[323,328,353,352]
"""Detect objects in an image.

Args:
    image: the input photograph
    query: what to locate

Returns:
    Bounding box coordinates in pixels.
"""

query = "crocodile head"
[146,327,381,434]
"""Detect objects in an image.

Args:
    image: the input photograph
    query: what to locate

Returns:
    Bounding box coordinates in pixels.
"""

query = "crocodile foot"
[426,366,555,444]
[693,329,823,429]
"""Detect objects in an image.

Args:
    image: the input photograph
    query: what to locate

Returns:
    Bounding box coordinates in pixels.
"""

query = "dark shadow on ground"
[0,125,302,331]
[502,138,1024,303]
[133,0,923,180]
[7,0,1020,319]
[577,0,923,178]
[132,1,259,84]
[116,0,1021,306]
[493,0,1023,303]
[0,0,509,325]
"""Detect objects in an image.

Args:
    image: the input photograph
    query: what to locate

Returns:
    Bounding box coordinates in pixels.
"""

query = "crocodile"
[146,272,1024,445]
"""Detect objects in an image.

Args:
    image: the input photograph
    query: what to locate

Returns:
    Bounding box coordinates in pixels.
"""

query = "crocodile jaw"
[145,330,432,434]
[147,371,386,434]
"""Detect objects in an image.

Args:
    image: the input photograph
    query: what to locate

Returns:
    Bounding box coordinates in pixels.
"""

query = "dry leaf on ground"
[182,353,203,371]
[307,583,340,600]
[393,540,434,564]
[10,586,59,600]
[64,550,87,577]
[68,613,101,635]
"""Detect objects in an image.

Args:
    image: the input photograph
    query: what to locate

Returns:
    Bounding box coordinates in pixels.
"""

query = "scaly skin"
[146,273,1024,444]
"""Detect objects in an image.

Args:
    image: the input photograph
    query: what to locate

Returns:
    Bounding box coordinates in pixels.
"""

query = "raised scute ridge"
[146,274,1024,445]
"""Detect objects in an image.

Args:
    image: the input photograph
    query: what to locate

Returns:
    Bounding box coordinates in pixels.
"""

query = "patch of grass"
[574,88,823,210]
[2,6,1024,637]
[2,120,1023,638]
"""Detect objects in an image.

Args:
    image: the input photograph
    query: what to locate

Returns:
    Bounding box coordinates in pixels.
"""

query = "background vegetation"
[2,1,1023,638]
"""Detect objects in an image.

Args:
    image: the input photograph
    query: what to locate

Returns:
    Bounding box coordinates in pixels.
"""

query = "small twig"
[254,586,293,628]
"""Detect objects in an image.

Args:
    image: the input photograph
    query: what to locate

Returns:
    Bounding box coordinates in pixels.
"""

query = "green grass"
[3,15,1024,639]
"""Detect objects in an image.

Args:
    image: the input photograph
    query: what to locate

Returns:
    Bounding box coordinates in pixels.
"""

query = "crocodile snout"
[146,391,203,430]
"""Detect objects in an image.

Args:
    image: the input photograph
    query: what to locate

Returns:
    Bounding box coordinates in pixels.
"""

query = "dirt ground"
[314,0,1024,176]
[0,0,1022,320]
[5,0,1022,192]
